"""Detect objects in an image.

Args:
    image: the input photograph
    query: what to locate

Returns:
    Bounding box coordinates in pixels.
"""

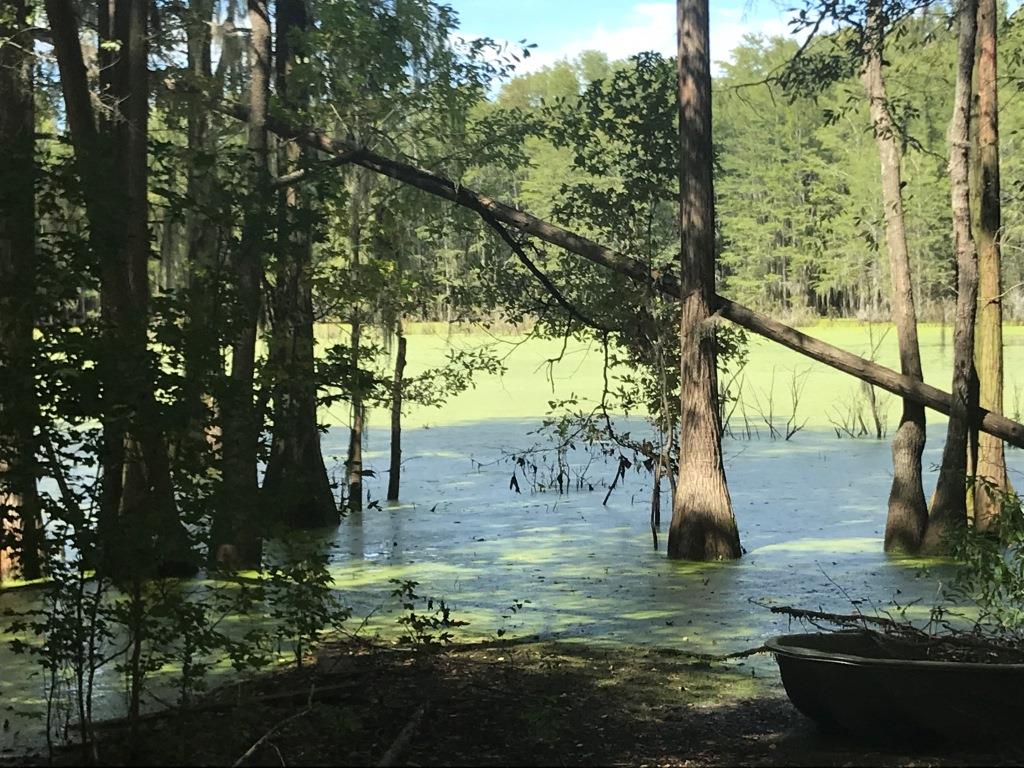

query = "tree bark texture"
[924,0,980,554]
[47,0,190,578]
[861,0,928,554]
[0,0,43,580]
[347,321,365,514]
[972,0,1009,529]
[264,0,338,529]
[214,0,271,567]
[387,330,407,502]
[213,102,1024,449]
[112,0,191,576]
[344,170,371,514]
[668,0,741,561]
[182,0,223,426]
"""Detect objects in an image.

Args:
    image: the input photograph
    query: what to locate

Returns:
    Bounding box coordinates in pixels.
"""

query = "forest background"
[2,0,1024,578]
[6,0,1024,760]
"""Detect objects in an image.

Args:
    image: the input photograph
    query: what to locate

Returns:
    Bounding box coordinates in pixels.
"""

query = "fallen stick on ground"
[91,680,352,731]
[377,703,429,767]
[232,684,317,768]
[675,646,770,662]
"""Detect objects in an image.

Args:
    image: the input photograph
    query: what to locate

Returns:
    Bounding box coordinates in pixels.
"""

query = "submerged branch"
[753,599,1024,663]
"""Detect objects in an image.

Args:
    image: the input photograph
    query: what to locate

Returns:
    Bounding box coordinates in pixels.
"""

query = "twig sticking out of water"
[751,598,1024,663]
[752,599,900,630]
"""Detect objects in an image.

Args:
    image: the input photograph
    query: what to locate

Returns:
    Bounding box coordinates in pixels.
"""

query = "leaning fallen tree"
[214,101,1024,450]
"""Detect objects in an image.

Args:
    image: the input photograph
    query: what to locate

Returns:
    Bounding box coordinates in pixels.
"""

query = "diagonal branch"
[474,205,617,335]
[272,149,359,188]
[207,99,1024,448]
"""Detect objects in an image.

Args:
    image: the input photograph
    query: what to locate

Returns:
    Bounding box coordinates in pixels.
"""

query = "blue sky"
[449,1,1024,77]
[447,1,796,75]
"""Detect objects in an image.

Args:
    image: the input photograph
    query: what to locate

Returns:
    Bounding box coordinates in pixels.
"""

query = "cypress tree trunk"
[860,0,928,553]
[48,0,191,577]
[229,93,1024,449]
[972,0,1009,529]
[214,0,271,567]
[924,0,980,554]
[667,0,741,561]
[181,0,222,431]
[345,172,369,514]
[47,0,122,561]
[0,0,43,580]
[112,0,192,576]
[347,320,365,513]
[651,458,663,527]
[387,327,407,502]
[263,0,338,530]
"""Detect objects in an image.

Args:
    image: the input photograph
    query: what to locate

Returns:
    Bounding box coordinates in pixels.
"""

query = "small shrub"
[945,480,1024,639]
[389,579,468,649]
[262,541,351,667]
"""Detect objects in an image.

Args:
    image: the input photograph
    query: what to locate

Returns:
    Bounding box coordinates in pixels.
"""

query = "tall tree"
[668,0,741,561]
[213,0,271,568]
[387,325,407,502]
[346,321,365,513]
[224,59,1024,456]
[924,0,980,553]
[345,172,369,514]
[181,0,223,425]
[108,0,192,575]
[0,0,43,580]
[860,0,929,553]
[972,0,1009,529]
[46,0,191,577]
[263,0,338,529]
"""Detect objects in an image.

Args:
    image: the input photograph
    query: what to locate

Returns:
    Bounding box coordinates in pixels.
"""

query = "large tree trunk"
[181,0,222,434]
[0,0,43,580]
[48,0,190,578]
[668,0,741,561]
[213,0,271,568]
[387,327,407,502]
[861,0,928,554]
[346,320,365,513]
[972,0,1009,529]
[112,0,191,576]
[924,0,980,554]
[264,0,338,530]
[216,103,1024,450]
[47,0,122,562]
[345,171,370,514]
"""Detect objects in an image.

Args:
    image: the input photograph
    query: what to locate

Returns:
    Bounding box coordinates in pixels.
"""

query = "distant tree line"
[489,8,1024,322]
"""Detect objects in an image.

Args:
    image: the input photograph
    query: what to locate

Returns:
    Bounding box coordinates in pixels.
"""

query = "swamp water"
[3,322,1024,753]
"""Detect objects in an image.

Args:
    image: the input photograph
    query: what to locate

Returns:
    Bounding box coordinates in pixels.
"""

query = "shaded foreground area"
[15,638,1024,767]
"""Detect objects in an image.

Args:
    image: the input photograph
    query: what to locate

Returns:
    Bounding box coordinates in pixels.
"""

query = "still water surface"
[3,323,1023,753]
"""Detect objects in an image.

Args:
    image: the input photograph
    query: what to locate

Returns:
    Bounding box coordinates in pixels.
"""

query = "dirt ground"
[13,638,1024,767]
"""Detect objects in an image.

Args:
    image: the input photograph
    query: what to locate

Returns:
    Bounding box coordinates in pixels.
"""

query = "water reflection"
[2,419,1013,753]
[325,420,975,662]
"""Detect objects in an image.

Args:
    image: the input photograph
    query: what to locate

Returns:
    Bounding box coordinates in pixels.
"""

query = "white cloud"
[709,5,795,71]
[486,2,797,78]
